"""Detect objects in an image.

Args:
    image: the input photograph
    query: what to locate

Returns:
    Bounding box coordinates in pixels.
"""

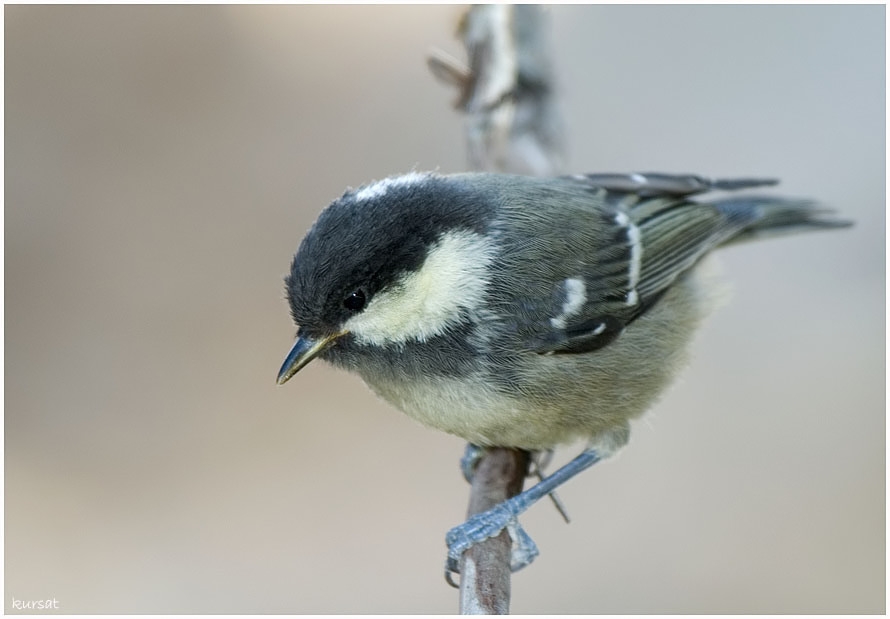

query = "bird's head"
[277,172,498,384]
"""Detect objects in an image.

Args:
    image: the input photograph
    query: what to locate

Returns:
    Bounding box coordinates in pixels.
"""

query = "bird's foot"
[445,495,540,575]
[446,447,603,579]
[459,443,486,483]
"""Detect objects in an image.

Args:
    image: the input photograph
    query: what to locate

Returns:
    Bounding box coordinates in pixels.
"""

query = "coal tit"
[277,171,849,572]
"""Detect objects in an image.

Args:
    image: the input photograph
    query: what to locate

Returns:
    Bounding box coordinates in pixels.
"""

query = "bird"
[276,171,850,575]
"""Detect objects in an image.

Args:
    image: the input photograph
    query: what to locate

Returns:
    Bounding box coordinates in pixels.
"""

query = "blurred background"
[5,5,884,613]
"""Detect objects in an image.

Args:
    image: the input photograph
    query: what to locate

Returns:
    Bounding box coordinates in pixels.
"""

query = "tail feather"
[715,196,853,245]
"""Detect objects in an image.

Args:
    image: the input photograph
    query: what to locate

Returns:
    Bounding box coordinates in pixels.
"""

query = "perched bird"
[277,171,849,574]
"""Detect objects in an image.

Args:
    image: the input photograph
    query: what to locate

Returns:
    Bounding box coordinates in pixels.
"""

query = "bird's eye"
[343,289,366,312]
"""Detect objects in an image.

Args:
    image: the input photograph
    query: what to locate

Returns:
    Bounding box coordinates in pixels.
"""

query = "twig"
[458,448,531,614]
[428,5,566,614]
[430,5,565,177]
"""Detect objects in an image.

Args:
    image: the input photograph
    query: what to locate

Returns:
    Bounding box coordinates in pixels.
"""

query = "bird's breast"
[355,367,582,449]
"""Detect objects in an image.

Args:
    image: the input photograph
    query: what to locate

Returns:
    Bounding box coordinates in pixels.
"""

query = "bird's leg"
[462,444,570,520]
[446,447,602,574]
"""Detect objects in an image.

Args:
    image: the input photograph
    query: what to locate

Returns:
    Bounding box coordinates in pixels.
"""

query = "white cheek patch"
[550,277,587,329]
[343,230,495,346]
[354,172,430,202]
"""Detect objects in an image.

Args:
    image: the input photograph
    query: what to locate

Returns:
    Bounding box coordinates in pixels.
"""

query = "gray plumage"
[280,171,849,453]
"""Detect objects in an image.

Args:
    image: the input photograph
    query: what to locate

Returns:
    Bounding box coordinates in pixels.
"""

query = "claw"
[445,568,460,588]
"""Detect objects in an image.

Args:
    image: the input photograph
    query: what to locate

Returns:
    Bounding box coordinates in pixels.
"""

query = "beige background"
[5,5,884,614]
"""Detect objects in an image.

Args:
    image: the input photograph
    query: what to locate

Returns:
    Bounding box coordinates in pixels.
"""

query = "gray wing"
[523,174,773,355]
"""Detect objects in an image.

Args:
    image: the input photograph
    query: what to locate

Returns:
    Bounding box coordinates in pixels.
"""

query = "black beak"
[276,331,346,385]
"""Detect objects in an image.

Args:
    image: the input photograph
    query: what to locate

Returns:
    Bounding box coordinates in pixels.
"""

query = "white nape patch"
[614,211,642,306]
[343,230,495,346]
[550,278,587,329]
[354,172,428,202]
